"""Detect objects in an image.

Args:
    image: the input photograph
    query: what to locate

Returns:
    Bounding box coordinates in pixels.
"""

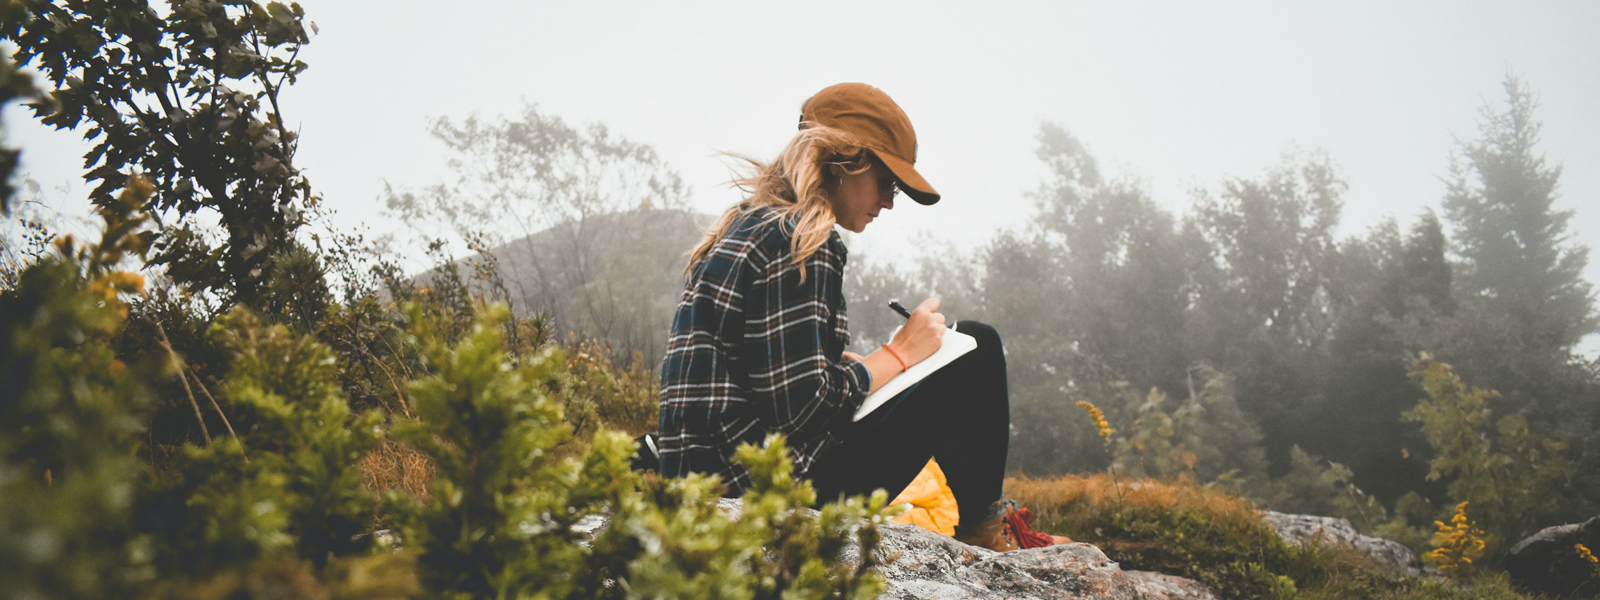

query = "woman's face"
[830,161,898,233]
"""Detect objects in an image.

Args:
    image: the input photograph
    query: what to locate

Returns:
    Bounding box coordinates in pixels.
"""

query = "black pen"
[888,299,912,319]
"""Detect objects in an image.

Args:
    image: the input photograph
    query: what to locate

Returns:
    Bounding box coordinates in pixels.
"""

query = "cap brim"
[869,149,940,205]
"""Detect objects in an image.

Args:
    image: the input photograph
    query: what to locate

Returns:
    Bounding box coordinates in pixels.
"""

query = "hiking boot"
[953,508,1019,552]
[953,499,1072,551]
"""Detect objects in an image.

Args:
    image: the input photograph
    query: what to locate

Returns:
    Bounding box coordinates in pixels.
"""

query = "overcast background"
[12,0,1600,353]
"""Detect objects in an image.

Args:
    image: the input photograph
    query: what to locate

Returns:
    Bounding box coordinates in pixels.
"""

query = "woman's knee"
[957,321,1003,358]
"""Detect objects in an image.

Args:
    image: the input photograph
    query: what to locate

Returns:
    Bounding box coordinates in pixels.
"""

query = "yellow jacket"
[889,458,959,536]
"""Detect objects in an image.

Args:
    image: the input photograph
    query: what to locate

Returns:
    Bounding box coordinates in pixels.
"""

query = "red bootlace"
[1004,506,1055,549]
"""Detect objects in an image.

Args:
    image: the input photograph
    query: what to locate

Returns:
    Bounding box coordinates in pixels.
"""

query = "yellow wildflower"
[1578,543,1600,578]
[1076,401,1113,446]
[1426,501,1486,579]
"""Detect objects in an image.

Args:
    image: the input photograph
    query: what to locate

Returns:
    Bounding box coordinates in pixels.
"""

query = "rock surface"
[870,519,1137,599]
[717,499,1217,600]
[1262,511,1428,579]
[1505,515,1600,597]
[576,497,1220,598]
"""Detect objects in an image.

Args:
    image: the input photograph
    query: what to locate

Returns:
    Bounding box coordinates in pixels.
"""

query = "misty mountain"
[447,206,708,365]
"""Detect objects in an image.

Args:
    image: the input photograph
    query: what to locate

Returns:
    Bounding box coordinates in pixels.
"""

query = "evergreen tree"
[1437,75,1599,517]
[1442,74,1596,353]
[1388,211,1456,318]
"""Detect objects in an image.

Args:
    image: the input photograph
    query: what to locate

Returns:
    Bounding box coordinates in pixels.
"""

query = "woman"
[658,83,1066,551]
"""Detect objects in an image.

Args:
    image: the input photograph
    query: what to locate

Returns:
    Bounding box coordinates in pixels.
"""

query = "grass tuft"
[359,440,435,501]
[1007,474,1539,600]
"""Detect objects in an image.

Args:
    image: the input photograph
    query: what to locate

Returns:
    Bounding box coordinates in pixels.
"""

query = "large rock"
[871,519,1165,599]
[741,499,1214,600]
[1505,515,1600,597]
[573,499,1216,598]
[402,499,1222,598]
[1262,511,1428,579]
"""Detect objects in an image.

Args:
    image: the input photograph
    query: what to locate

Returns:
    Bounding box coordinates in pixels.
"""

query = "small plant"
[1264,446,1389,533]
[1577,543,1600,579]
[1077,400,1125,507]
[1078,400,1113,446]
[1427,501,1486,580]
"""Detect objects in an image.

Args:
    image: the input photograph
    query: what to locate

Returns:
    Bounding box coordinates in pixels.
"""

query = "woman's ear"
[824,162,847,190]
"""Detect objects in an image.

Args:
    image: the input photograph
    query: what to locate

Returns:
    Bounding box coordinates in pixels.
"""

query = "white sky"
[11,1,1600,350]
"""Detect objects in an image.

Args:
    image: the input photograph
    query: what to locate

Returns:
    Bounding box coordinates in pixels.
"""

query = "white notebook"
[852,325,978,422]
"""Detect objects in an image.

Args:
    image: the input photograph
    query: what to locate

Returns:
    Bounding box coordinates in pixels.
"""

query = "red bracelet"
[881,343,908,371]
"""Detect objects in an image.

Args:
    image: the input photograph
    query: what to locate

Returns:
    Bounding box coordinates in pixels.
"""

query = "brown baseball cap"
[799,83,941,205]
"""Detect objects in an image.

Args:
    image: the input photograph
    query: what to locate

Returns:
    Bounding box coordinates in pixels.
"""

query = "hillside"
[429,207,708,365]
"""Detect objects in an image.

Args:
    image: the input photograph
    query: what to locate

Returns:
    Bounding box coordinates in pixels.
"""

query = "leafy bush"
[0,178,159,599]
[1405,355,1571,557]
[558,339,661,444]
[0,174,891,599]
[391,302,890,599]
[1262,445,1389,533]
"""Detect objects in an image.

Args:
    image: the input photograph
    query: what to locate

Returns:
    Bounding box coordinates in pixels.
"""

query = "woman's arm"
[848,351,901,395]
[741,235,872,439]
[845,298,949,394]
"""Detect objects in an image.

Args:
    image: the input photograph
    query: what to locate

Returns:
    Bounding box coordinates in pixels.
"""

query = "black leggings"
[805,321,1009,528]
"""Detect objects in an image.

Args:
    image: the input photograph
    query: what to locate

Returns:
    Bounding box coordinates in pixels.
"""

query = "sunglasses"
[878,174,901,200]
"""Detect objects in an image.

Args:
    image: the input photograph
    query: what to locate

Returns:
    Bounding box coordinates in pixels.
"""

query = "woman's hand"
[848,298,947,395]
[886,298,945,365]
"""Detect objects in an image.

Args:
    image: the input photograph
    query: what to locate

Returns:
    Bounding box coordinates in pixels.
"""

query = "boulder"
[738,499,1215,600]
[1505,515,1600,597]
[409,499,1222,598]
[1262,511,1428,579]
[870,519,1137,599]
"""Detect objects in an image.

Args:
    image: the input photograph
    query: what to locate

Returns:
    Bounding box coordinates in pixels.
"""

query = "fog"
[9,3,1600,575]
[11,1,1600,356]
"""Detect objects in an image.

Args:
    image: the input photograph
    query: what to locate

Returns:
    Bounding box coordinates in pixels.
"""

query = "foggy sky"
[10,1,1600,352]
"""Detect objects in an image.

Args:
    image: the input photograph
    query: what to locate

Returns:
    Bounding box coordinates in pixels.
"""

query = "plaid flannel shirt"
[658,207,872,493]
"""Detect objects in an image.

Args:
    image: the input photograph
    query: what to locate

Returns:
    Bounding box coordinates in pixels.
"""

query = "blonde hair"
[687,123,871,281]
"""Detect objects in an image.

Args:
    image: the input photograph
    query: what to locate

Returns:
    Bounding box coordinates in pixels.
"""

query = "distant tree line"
[842,74,1597,557]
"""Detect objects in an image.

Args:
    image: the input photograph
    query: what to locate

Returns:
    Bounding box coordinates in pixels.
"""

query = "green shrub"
[557,339,660,445]
[1405,355,1571,558]
[1262,445,1389,533]
[392,301,891,599]
[1283,538,1531,600]
[0,179,159,599]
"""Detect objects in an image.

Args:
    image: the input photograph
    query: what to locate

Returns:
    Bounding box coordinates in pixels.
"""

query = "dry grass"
[359,440,435,501]
[1007,473,1264,534]
[1006,473,1296,598]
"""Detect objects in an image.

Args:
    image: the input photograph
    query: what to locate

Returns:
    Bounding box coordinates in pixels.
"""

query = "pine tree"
[1442,74,1596,352]
[1437,76,1599,514]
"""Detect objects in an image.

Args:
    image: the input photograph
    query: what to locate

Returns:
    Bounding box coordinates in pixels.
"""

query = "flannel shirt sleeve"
[742,234,872,442]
